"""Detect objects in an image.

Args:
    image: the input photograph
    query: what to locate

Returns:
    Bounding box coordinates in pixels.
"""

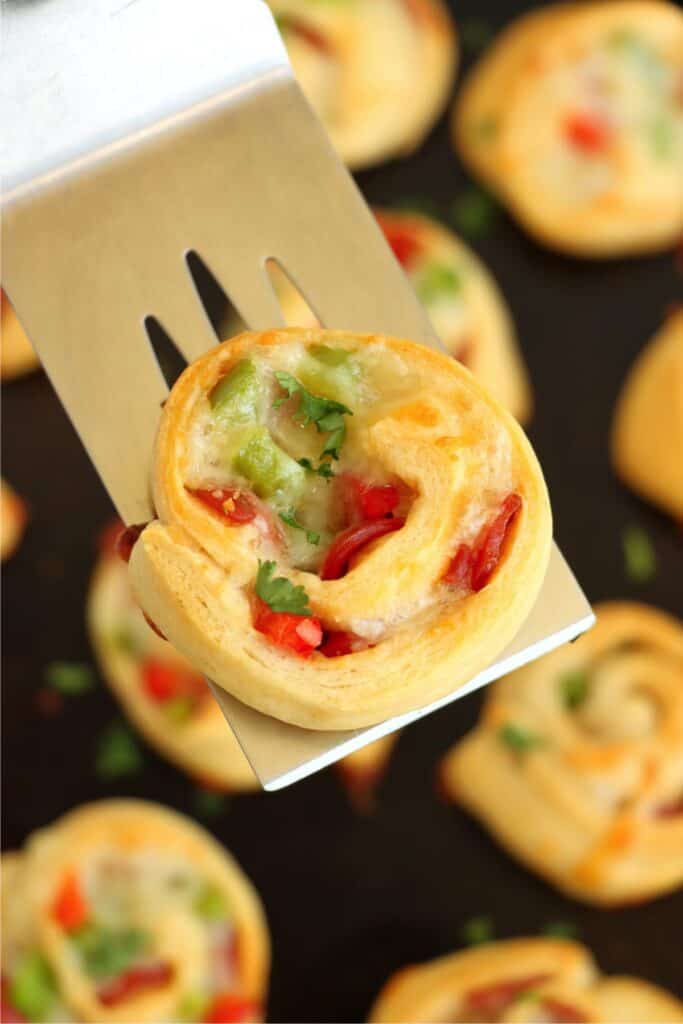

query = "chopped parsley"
[72,924,148,979]
[499,723,545,753]
[461,915,495,946]
[45,661,95,696]
[279,510,320,545]
[559,668,590,709]
[255,560,312,615]
[273,371,352,460]
[298,457,334,480]
[623,525,656,583]
[95,722,143,779]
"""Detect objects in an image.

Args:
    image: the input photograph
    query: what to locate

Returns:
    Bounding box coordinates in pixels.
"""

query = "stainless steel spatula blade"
[2,0,593,790]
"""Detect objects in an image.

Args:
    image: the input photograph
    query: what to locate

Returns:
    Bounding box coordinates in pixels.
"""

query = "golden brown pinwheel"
[127,328,551,731]
[453,1,683,257]
[1,801,269,1023]
[441,602,683,905]
[369,937,683,1022]
[1,478,28,562]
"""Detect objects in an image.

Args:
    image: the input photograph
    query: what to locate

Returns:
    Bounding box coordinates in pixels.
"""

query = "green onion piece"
[499,723,545,753]
[71,924,148,980]
[559,669,590,709]
[622,525,657,583]
[194,883,228,922]
[95,722,143,779]
[461,915,495,946]
[45,661,95,695]
[450,188,498,240]
[9,953,57,1021]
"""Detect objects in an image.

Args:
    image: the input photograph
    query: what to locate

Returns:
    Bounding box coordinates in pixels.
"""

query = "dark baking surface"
[3,0,683,1019]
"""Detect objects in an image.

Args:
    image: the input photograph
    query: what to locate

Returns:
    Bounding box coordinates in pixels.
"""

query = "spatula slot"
[265,257,322,329]
[144,316,188,390]
[185,251,235,339]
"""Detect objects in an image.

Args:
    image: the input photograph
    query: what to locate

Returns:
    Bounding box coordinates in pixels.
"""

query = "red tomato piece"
[443,543,474,588]
[341,475,400,522]
[253,599,322,657]
[52,871,89,932]
[1,977,26,1023]
[190,488,258,525]
[464,974,551,1017]
[141,658,207,704]
[203,993,260,1024]
[564,112,611,153]
[97,963,173,1007]
[375,213,422,268]
[319,631,358,658]
[470,492,522,592]
[115,523,147,564]
[320,517,405,581]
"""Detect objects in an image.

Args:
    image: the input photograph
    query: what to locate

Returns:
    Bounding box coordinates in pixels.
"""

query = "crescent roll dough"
[441,602,683,906]
[369,937,683,1022]
[268,0,457,169]
[453,1,683,257]
[611,309,683,521]
[1,289,40,380]
[270,209,533,423]
[88,525,398,799]
[128,328,551,731]
[1,478,28,562]
[1,800,269,1023]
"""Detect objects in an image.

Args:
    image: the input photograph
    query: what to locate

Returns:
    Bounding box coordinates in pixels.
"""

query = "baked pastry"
[1,800,270,1023]
[127,328,552,731]
[453,1,683,257]
[369,937,683,1022]
[89,523,398,799]
[441,602,683,906]
[269,0,457,169]
[271,209,533,423]
[611,309,683,521]
[1,289,40,380]
[1,478,28,561]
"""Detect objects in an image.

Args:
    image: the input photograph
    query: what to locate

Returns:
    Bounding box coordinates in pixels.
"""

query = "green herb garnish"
[560,669,590,709]
[45,661,95,696]
[415,263,463,305]
[194,882,228,921]
[255,560,312,615]
[9,952,57,1021]
[298,457,335,480]
[623,525,657,583]
[95,722,143,779]
[542,920,581,939]
[499,723,545,753]
[279,510,320,545]
[450,188,498,240]
[273,371,352,460]
[461,915,494,946]
[72,924,148,980]
[193,788,229,820]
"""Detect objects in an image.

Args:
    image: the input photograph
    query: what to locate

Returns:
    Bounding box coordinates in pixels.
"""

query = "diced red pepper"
[203,993,260,1024]
[52,871,89,932]
[115,523,147,564]
[190,488,259,525]
[341,475,400,523]
[463,974,551,1017]
[1,977,26,1023]
[253,598,322,657]
[443,493,522,593]
[97,963,173,1007]
[319,630,365,658]
[141,658,207,704]
[542,998,589,1023]
[563,112,611,153]
[375,213,422,268]
[320,517,405,581]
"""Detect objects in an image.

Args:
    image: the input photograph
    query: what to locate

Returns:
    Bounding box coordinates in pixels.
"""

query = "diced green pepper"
[9,952,57,1021]
[233,428,306,502]
[209,359,263,424]
[178,991,211,1022]
[297,346,360,405]
[194,882,228,921]
[71,924,148,979]
[415,263,463,305]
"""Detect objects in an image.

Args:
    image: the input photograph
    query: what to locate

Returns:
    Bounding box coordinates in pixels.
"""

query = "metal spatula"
[2,0,593,790]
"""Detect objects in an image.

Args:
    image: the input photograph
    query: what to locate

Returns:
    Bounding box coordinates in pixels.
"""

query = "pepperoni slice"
[52,871,89,932]
[320,517,405,581]
[470,492,522,592]
[564,112,611,153]
[203,993,261,1024]
[190,488,259,525]
[253,598,322,657]
[141,659,207,704]
[115,523,147,564]
[442,543,474,587]
[341,475,400,523]
[463,973,551,1017]
[375,213,423,268]
[97,963,173,1007]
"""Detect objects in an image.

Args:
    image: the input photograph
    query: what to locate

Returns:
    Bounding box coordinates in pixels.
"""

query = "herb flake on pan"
[450,188,498,240]
[95,722,143,779]
[255,560,312,616]
[622,525,656,583]
[279,510,320,545]
[461,915,495,946]
[559,668,590,709]
[499,723,545,753]
[45,661,95,695]
[273,372,352,460]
